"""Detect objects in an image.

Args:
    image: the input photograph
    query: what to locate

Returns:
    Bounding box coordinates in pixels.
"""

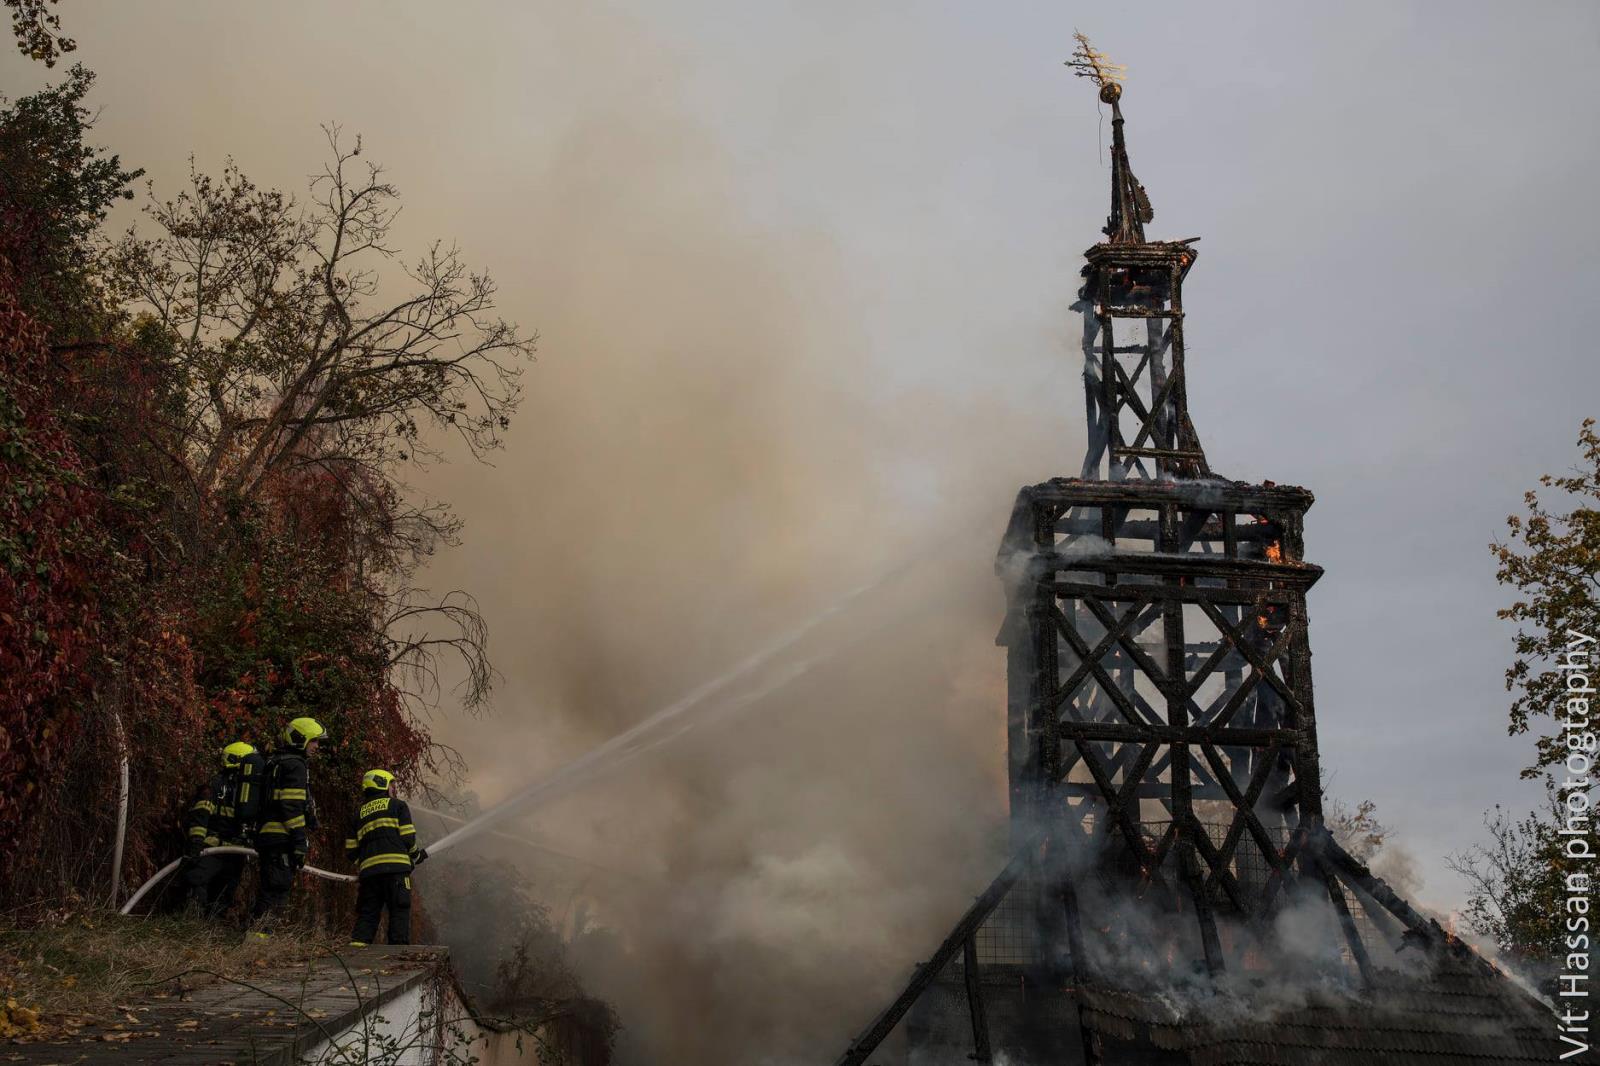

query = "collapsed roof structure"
[830,36,1592,1066]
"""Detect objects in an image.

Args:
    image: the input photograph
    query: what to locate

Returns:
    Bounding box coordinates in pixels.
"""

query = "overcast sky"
[8,2,1600,1054]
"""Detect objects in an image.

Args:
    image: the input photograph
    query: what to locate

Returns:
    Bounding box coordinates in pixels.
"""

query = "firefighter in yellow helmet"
[249,717,325,926]
[183,741,265,916]
[344,768,427,946]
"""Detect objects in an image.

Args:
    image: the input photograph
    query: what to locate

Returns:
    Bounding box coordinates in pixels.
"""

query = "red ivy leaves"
[0,256,110,861]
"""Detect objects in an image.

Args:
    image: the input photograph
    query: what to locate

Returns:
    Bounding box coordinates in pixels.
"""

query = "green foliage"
[1453,420,1600,990]
[1448,789,1600,994]
[5,0,73,67]
[1494,419,1600,776]
[0,65,139,333]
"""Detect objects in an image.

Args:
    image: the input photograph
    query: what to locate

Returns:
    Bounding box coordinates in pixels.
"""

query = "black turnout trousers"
[184,852,246,915]
[251,846,296,920]
[350,871,411,945]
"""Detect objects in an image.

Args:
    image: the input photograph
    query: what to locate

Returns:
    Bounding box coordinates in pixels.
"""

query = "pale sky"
[9,3,1600,1057]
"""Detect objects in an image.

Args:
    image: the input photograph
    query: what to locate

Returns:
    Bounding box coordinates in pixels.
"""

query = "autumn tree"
[1494,418,1600,776]
[104,129,533,721]
[1328,798,1388,864]
[1445,789,1598,992]
[3,66,535,904]
[0,66,190,899]
[1450,419,1600,987]
[6,0,73,67]
[0,65,137,333]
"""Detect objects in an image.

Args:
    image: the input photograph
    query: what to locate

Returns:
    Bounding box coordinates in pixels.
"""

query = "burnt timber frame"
[998,477,1327,980]
[1079,242,1210,482]
[829,75,1504,1066]
[1078,88,1208,484]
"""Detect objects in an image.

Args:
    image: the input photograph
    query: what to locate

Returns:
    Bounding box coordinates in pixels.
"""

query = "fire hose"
[118,845,356,916]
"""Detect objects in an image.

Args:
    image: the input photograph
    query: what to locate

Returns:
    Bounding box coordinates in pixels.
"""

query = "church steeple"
[1067,33,1208,480]
[1103,87,1154,244]
[1066,30,1151,243]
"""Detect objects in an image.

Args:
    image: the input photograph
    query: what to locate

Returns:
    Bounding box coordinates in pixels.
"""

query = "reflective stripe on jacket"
[344,790,420,878]
[186,773,226,847]
[257,749,313,851]
[231,751,267,831]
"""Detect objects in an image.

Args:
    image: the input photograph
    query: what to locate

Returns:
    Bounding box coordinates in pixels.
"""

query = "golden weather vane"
[1064,31,1126,102]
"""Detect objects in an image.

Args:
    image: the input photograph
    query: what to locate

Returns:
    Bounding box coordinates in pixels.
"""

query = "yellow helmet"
[361,768,395,792]
[222,741,256,769]
[283,717,326,748]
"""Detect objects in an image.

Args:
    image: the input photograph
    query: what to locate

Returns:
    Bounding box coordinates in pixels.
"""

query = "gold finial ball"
[1099,82,1122,104]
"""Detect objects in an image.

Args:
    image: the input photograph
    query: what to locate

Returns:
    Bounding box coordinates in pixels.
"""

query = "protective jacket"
[257,747,316,854]
[185,772,227,849]
[344,788,421,877]
[200,750,267,845]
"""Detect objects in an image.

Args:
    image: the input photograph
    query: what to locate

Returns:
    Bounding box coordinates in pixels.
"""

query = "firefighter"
[344,768,428,946]
[183,741,266,916]
[180,756,226,910]
[249,716,325,928]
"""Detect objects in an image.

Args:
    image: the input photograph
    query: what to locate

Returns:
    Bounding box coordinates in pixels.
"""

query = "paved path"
[1,945,447,1065]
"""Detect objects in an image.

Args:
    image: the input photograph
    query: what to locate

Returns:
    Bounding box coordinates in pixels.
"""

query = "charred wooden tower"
[832,37,1586,1066]
[997,60,1333,985]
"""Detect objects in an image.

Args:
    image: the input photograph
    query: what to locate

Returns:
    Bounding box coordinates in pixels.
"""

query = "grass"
[0,906,340,1040]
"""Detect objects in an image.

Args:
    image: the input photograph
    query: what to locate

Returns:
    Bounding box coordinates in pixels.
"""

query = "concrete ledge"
[3,945,449,1065]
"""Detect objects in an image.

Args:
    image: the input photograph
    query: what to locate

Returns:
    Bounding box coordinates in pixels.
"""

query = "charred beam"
[1055,721,1302,746]
[832,849,1030,1066]
[962,933,991,1063]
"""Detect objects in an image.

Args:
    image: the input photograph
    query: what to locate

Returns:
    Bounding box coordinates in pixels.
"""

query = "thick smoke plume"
[405,8,1074,1064]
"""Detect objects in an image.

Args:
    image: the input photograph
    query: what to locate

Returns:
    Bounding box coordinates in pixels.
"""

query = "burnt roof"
[1077,959,1598,1065]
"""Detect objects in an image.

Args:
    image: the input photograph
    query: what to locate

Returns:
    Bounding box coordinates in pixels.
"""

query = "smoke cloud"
[399,8,1072,1063]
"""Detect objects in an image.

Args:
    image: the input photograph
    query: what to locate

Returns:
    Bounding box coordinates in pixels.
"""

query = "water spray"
[427,516,995,856]
[120,603,835,914]
[427,657,820,856]
[120,515,992,915]
[119,627,829,914]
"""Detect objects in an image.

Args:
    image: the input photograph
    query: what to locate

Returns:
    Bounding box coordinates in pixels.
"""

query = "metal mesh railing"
[973,875,1041,967]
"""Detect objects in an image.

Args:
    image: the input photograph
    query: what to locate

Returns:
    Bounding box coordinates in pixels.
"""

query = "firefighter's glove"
[412,848,429,868]
[291,849,307,872]
[185,839,205,860]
